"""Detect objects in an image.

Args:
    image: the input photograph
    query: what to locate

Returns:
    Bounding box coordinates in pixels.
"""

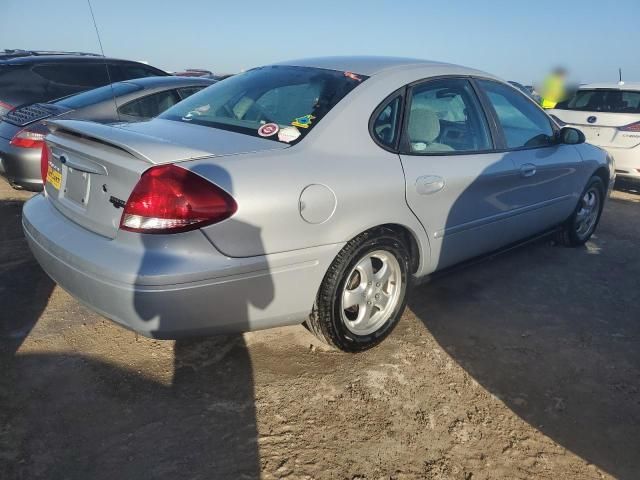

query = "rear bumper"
[603,145,640,181]
[0,139,43,190]
[23,193,342,339]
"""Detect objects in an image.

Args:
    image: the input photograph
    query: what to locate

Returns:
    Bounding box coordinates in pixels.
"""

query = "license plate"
[65,168,89,206]
[46,168,62,190]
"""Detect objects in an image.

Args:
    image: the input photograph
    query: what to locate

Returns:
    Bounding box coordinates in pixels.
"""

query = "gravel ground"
[1,180,639,480]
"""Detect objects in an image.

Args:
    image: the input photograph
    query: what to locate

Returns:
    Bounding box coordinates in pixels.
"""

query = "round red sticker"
[258,123,279,137]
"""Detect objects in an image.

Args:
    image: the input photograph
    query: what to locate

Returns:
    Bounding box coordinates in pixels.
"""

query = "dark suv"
[0,50,169,116]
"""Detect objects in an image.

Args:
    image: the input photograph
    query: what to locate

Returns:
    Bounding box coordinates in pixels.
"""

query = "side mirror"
[559,127,585,145]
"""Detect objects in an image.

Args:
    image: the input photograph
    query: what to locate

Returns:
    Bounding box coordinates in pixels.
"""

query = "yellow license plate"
[46,168,62,190]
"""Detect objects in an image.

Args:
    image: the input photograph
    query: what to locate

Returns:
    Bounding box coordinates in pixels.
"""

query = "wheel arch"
[593,166,610,189]
[377,223,422,274]
[333,223,425,275]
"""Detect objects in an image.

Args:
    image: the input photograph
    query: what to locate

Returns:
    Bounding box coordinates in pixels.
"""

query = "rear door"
[475,79,583,232]
[397,77,523,271]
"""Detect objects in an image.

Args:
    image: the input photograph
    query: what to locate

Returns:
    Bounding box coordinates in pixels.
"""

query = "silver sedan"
[23,57,614,352]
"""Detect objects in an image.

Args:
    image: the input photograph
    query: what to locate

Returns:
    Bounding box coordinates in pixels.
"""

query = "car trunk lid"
[550,109,640,148]
[43,119,289,238]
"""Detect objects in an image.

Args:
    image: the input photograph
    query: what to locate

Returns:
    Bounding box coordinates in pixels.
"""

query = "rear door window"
[477,79,555,149]
[404,78,492,153]
[118,90,181,119]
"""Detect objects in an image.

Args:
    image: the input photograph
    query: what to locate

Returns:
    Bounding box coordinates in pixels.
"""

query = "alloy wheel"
[340,250,402,336]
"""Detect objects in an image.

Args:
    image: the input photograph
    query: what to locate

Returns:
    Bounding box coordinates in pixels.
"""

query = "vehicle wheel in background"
[556,176,605,247]
[306,228,410,352]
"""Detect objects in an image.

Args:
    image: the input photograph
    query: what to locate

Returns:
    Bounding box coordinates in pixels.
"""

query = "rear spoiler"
[45,119,214,164]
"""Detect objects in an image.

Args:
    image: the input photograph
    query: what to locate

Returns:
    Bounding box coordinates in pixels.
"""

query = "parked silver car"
[0,76,213,191]
[23,57,614,352]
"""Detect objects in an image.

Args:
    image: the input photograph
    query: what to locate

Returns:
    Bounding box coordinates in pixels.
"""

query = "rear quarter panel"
[186,67,447,273]
[181,65,500,274]
[190,140,426,263]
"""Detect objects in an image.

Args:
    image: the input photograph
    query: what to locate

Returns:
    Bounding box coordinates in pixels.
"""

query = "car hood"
[47,118,290,164]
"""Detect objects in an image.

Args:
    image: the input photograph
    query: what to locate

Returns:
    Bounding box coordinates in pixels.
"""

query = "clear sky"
[3,0,639,84]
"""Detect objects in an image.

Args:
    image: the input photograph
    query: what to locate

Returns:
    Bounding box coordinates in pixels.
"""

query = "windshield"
[159,65,368,143]
[54,82,142,109]
[555,89,640,113]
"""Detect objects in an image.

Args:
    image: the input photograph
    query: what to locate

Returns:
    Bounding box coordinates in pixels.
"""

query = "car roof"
[0,49,101,60]
[0,55,148,65]
[124,76,215,88]
[579,82,640,91]
[274,56,468,76]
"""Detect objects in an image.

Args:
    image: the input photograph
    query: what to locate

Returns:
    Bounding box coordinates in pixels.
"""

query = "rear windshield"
[555,89,640,113]
[55,82,142,109]
[159,65,368,143]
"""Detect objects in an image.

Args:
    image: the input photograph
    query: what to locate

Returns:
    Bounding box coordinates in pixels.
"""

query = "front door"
[475,79,583,232]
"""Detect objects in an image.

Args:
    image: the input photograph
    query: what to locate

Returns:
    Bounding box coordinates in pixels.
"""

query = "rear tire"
[306,228,410,352]
[555,176,605,247]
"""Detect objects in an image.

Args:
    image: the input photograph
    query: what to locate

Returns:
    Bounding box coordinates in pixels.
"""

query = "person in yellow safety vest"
[540,67,568,109]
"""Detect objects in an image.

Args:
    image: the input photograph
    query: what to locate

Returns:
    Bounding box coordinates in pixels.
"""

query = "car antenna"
[86,0,120,122]
[619,67,624,86]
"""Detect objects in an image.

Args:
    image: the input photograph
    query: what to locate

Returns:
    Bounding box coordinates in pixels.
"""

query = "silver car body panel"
[23,57,611,338]
[23,193,344,338]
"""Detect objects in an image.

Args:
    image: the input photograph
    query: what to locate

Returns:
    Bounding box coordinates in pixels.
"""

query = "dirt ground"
[1,180,639,480]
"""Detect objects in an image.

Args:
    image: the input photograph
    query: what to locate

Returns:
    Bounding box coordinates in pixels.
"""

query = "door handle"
[520,163,537,178]
[416,175,445,195]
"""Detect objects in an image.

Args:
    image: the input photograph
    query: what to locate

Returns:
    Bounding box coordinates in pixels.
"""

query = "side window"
[121,64,162,80]
[33,63,109,87]
[477,79,555,149]
[177,86,205,99]
[405,79,491,153]
[372,95,401,148]
[119,90,181,119]
[110,63,162,81]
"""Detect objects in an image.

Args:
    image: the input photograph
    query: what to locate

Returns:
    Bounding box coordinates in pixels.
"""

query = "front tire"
[306,228,410,352]
[556,175,605,246]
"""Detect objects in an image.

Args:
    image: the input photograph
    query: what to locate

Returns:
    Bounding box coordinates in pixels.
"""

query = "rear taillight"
[40,143,51,183]
[120,164,237,234]
[10,123,48,149]
[549,114,566,127]
[618,121,640,132]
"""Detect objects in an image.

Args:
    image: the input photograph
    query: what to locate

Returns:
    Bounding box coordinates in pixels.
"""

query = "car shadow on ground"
[1,175,267,478]
[409,192,640,479]
[0,198,54,356]
[2,337,261,479]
